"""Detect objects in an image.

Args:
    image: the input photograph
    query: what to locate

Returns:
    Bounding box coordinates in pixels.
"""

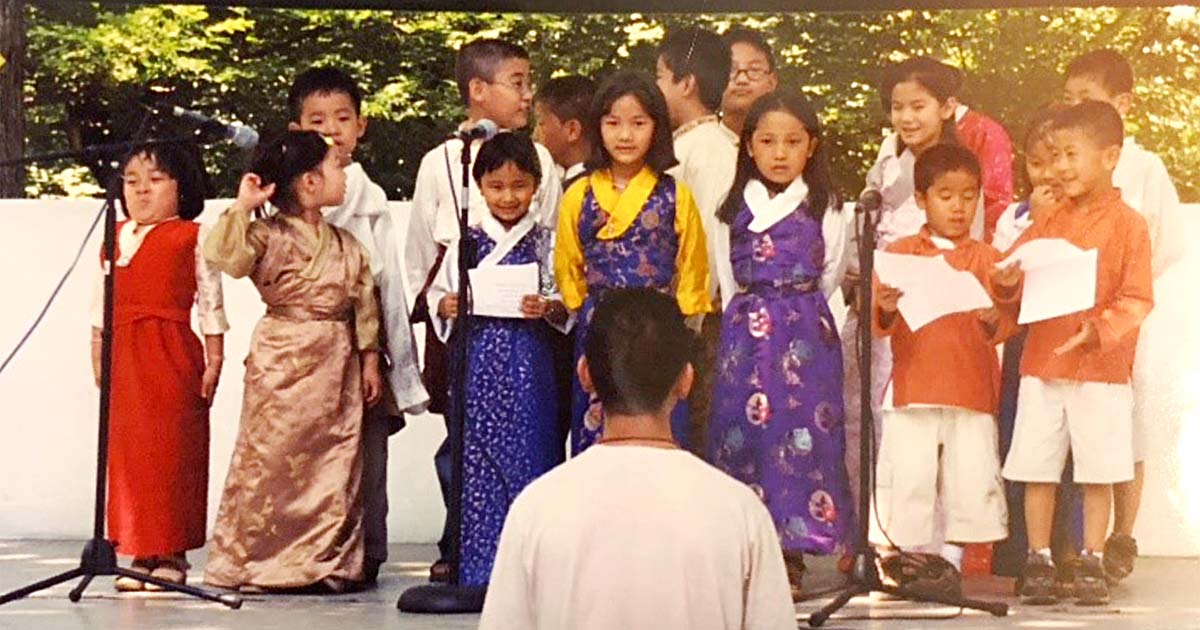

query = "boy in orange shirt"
[996,101,1153,606]
[870,144,1014,599]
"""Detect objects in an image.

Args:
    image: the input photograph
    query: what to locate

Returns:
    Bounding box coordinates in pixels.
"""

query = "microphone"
[855,188,883,214]
[160,105,260,149]
[449,119,499,142]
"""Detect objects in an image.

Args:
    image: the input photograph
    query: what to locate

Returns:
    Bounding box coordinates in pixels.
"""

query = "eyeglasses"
[730,66,772,82]
[490,77,535,96]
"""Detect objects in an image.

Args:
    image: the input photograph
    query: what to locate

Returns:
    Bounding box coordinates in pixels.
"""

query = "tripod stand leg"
[807,584,867,627]
[0,567,85,605]
[68,574,94,603]
[878,584,1009,617]
[122,569,242,609]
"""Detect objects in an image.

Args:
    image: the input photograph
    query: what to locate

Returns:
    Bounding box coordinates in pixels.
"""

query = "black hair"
[455,38,530,107]
[913,143,981,194]
[723,27,776,72]
[118,142,209,221]
[1066,49,1134,96]
[583,288,693,416]
[718,90,838,225]
[585,70,678,174]
[247,130,333,215]
[657,27,732,113]
[1022,103,1065,153]
[1051,100,1125,150]
[472,132,542,185]
[535,75,596,125]
[880,56,962,155]
[287,67,364,122]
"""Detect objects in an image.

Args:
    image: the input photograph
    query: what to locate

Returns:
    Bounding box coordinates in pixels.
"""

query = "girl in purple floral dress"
[708,92,854,599]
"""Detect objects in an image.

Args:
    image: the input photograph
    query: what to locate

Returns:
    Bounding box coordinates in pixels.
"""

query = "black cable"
[0,206,104,378]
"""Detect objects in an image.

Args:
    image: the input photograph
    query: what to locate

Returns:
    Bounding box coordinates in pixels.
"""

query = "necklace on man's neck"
[595,435,679,449]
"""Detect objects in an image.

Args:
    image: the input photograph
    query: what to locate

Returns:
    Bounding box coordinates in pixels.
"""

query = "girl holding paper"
[429,132,569,587]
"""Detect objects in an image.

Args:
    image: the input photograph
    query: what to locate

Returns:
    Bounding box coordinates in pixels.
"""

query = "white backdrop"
[0,198,1198,556]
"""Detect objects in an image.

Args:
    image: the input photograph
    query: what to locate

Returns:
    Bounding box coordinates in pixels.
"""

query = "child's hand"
[1053,321,1099,356]
[876,284,903,313]
[438,294,459,319]
[362,352,382,407]
[231,173,275,213]
[520,295,548,319]
[975,306,1001,331]
[991,263,1023,290]
[201,361,223,406]
[1029,184,1061,220]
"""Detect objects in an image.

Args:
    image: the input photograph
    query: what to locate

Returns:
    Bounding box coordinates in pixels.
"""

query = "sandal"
[115,558,156,592]
[144,555,189,591]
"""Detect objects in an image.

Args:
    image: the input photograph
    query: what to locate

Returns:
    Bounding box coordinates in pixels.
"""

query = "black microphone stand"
[398,135,486,614]
[805,194,1007,626]
[0,135,241,609]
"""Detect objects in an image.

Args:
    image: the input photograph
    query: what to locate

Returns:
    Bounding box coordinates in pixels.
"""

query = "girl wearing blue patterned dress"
[554,70,711,455]
[427,132,570,587]
[708,92,854,599]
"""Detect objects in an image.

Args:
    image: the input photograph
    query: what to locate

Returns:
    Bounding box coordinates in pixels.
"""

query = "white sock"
[940,544,965,571]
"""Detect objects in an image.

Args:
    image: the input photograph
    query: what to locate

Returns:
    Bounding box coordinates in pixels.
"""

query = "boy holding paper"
[996,101,1153,607]
[428,132,570,587]
[870,144,1014,600]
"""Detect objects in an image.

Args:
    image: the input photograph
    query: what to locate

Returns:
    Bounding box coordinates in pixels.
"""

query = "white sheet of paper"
[1017,249,1098,324]
[999,238,1081,270]
[468,263,539,319]
[874,250,995,331]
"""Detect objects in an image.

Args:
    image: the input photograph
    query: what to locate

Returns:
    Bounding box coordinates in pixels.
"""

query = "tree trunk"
[0,0,25,198]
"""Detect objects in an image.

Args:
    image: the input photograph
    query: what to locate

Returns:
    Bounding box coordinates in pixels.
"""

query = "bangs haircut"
[913,143,981,194]
[1051,100,1124,150]
[1066,49,1134,96]
[288,66,363,121]
[583,288,694,416]
[723,27,776,72]
[118,142,210,221]
[472,131,542,185]
[455,38,530,107]
[585,70,678,174]
[657,27,732,112]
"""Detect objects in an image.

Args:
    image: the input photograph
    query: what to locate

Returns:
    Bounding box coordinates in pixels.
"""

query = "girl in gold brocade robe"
[203,131,382,593]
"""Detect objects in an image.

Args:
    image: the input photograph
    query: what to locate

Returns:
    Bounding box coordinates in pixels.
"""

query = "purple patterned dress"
[709,200,853,556]
[571,174,690,455]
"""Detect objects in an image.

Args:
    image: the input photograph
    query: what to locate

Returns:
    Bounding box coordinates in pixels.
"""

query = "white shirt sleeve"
[820,205,853,299]
[425,240,458,344]
[194,222,229,335]
[1140,153,1184,277]
[743,501,799,630]
[478,495,537,630]
[535,143,563,232]
[406,148,446,303]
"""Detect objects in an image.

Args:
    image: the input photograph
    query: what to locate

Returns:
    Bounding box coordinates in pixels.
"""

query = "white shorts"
[1002,377,1134,484]
[869,406,1008,548]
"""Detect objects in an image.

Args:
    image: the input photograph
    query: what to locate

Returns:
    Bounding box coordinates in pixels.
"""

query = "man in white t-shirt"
[479,288,795,630]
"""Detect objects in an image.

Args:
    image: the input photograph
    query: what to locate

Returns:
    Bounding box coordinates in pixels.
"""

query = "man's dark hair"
[535,75,596,125]
[913,143,982,194]
[1051,100,1125,150]
[583,288,693,416]
[1066,49,1134,96]
[455,38,530,107]
[288,67,363,122]
[472,132,542,185]
[723,27,775,72]
[657,27,732,113]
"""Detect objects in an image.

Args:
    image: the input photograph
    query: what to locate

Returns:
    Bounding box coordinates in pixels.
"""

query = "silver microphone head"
[857,189,883,213]
[229,124,259,150]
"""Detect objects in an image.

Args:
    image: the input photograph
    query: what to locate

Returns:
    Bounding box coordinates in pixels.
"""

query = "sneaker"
[878,553,962,600]
[1019,552,1057,605]
[1102,533,1138,583]
[1074,554,1110,606]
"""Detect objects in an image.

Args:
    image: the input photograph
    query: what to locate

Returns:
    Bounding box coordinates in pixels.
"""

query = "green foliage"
[21,5,1200,201]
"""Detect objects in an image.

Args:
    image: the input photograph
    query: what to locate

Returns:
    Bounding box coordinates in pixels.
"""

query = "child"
[870,144,1013,599]
[555,70,711,454]
[655,26,737,455]
[203,131,383,593]
[997,101,1153,606]
[93,143,227,591]
[426,132,569,587]
[1063,49,1185,582]
[287,66,428,586]
[533,75,596,188]
[707,91,853,599]
[720,28,779,138]
[405,38,561,582]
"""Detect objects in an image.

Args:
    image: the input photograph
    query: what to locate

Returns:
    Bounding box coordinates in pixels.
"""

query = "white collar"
[564,162,586,182]
[744,177,809,233]
[478,210,538,267]
[929,234,957,251]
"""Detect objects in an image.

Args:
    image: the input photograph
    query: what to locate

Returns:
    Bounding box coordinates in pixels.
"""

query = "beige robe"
[202,209,378,590]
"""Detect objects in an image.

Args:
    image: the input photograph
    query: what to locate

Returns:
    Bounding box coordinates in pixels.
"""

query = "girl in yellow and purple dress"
[555,70,711,455]
[708,92,853,598]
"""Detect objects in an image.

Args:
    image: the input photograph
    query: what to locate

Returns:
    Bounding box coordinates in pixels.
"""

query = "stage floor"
[0,541,1196,629]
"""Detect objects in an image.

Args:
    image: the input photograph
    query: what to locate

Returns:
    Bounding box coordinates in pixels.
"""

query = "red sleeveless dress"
[104,219,209,557]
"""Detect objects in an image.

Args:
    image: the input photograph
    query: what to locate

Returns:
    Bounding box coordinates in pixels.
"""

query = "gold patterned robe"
[202,209,378,590]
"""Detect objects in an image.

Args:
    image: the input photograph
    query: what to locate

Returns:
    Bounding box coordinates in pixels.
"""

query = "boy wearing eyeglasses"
[721,28,780,137]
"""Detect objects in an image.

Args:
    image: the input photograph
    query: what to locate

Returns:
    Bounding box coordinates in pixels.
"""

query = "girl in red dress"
[90,144,228,591]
